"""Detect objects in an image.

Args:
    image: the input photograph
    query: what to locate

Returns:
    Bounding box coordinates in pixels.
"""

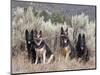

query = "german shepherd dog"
[75,33,89,63]
[33,30,54,64]
[25,29,36,63]
[60,27,75,60]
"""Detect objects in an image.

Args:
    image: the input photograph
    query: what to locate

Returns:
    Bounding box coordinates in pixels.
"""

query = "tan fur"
[60,45,71,59]
[35,46,54,64]
[35,46,46,64]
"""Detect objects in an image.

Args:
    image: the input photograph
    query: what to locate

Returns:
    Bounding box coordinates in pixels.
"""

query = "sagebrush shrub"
[12,7,95,57]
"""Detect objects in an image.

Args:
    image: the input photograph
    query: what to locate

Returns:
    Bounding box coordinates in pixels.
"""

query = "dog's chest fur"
[60,45,70,57]
[35,46,46,57]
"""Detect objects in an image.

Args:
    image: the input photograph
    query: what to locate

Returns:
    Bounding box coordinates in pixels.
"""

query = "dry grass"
[12,49,95,74]
[11,6,96,74]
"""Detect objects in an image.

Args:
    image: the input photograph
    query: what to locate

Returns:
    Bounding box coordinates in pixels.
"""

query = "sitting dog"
[75,33,89,63]
[25,29,36,63]
[33,30,54,64]
[60,27,75,60]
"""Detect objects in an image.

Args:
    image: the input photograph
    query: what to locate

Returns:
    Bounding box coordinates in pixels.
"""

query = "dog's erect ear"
[31,30,33,34]
[79,33,81,36]
[65,28,68,32]
[83,33,85,43]
[65,28,68,36]
[34,29,37,35]
[25,29,28,34]
[31,30,33,39]
[25,29,29,40]
[83,34,85,39]
[39,30,42,37]
[61,27,64,34]
[78,33,81,41]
